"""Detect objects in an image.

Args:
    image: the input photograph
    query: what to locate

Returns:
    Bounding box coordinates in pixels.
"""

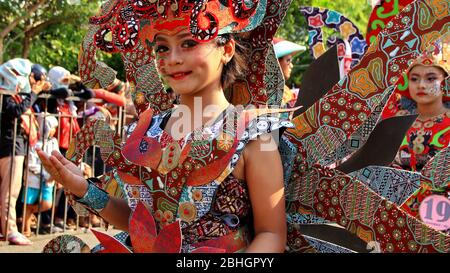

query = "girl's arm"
[93,88,126,107]
[36,148,131,231]
[243,133,287,253]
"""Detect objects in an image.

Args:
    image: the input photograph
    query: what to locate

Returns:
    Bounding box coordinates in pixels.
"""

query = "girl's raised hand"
[36,148,88,198]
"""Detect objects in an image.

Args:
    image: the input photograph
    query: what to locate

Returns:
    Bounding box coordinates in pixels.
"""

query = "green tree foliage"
[0,0,101,73]
[1,0,372,83]
[276,0,373,88]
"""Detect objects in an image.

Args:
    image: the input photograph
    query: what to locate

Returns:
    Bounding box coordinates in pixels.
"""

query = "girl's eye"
[181,40,199,48]
[155,45,169,54]
[427,77,437,82]
[409,77,418,82]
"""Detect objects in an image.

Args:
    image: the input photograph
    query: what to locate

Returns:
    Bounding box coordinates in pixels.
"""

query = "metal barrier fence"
[0,89,133,241]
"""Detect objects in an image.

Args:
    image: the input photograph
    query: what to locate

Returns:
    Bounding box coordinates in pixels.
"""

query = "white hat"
[48,66,70,88]
[273,38,306,59]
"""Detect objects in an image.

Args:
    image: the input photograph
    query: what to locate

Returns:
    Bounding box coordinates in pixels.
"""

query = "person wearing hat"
[0,59,50,245]
[393,40,449,171]
[22,114,60,237]
[273,38,306,108]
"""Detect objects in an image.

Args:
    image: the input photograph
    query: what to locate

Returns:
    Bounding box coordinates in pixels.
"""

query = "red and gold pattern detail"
[217,132,235,152]
[349,68,378,98]
[212,176,250,216]
[286,225,318,253]
[367,57,385,90]
[158,142,184,174]
[366,0,414,45]
[99,202,184,253]
[192,189,203,202]
[179,202,197,223]
[90,229,132,253]
[395,111,450,171]
[121,108,162,169]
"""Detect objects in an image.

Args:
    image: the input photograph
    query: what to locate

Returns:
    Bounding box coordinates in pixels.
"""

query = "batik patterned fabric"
[319,101,387,166]
[303,235,356,253]
[68,104,293,252]
[118,106,293,252]
[300,6,368,68]
[401,146,450,226]
[42,235,90,253]
[225,0,293,107]
[366,0,415,45]
[349,166,421,205]
[393,111,450,171]
[284,0,450,252]
[285,0,449,172]
[287,165,450,253]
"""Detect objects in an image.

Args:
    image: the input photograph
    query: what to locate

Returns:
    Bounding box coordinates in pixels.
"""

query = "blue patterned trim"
[75,178,110,213]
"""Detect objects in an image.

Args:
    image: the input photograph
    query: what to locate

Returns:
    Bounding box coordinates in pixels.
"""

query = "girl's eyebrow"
[409,72,438,77]
[155,32,193,42]
[425,72,438,76]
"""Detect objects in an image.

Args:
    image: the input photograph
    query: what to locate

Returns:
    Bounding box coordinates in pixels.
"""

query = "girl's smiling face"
[408,65,446,105]
[154,30,226,97]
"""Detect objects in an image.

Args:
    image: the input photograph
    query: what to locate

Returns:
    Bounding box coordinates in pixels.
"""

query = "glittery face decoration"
[408,65,446,99]
[427,80,443,97]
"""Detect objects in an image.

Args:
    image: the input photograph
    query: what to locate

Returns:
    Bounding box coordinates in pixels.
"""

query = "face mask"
[52,80,69,89]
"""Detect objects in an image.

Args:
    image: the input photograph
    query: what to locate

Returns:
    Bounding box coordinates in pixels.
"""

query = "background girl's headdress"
[407,38,449,77]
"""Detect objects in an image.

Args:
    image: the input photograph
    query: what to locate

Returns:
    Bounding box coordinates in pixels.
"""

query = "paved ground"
[0,227,121,253]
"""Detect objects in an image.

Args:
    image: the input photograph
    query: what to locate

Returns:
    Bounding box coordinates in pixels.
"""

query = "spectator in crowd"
[0,59,50,245]
[79,78,128,131]
[22,115,59,237]
[273,38,306,108]
[47,66,81,230]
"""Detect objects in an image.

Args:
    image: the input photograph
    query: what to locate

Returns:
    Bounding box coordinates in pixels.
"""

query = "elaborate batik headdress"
[79,0,289,116]
[91,0,265,52]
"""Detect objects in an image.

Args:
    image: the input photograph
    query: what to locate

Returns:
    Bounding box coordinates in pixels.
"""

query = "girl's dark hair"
[215,34,249,90]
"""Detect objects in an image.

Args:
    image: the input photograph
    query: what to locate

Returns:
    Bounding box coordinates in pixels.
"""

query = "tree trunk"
[0,38,4,64]
[22,33,31,59]
[0,0,46,62]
